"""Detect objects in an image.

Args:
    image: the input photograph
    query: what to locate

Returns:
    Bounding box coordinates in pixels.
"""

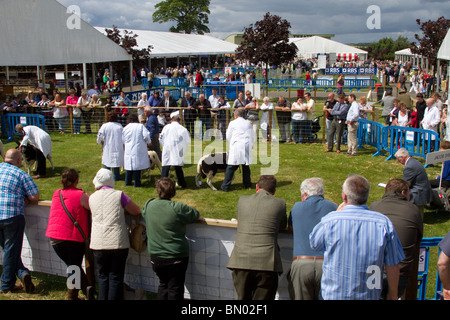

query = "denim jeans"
[104,166,121,181]
[292,120,302,143]
[93,248,129,300]
[55,116,67,131]
[220,165,251,191]
[0,215,30,291]
[125,170,142,187]
[73,117,81,134]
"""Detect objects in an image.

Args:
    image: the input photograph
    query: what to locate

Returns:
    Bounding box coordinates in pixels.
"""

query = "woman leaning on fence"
[45,168,94,300]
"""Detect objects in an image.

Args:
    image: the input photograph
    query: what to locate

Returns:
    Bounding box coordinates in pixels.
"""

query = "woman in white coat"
[97,111,124,181]
[122,114,151,187]
[159,112,191,188]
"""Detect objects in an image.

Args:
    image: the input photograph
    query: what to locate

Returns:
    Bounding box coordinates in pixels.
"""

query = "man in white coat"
[15,124,52,179]
[122,114,151,187]
[220,108,256,192]
[159,112,191,188]
[97,111,124,181]
[421,98,441,152]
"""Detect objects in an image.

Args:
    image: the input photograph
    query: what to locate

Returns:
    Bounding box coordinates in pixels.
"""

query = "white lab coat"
[122,123,150,171]
[226,117,255,165]
[159,121,191,166]
[97,121,124,168]
[21,125,52,157]
[422,105,441,140]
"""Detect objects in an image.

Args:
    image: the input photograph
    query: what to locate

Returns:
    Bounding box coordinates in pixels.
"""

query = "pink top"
[65,95,79,106]
[46,187,89,243]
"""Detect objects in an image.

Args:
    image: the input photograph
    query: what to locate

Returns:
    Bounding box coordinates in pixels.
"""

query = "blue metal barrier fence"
[418,237,443,300]
[357,119,440,165]
[1,113,46,142]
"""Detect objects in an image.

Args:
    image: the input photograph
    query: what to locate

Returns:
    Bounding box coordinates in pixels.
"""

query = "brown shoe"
[0,284,23,293]
[324,150,332,152]
[32,175,46,179]
[336,150,341,153]
[21,274,35,293]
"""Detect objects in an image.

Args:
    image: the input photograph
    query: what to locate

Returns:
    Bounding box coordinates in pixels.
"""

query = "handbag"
[128,198,153,253]
[129,215,147,253]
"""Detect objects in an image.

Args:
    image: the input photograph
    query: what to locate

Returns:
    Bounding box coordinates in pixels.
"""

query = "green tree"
[152,0,211,34]
[367,36,410,60]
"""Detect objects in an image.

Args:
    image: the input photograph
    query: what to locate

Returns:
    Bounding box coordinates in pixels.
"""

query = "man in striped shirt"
[310,174,405,300]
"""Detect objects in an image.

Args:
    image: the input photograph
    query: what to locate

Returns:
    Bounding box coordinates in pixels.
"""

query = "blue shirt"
[437,160,450,181]
[0,162,39,220]
[310,205,405,300]
[148,96,161,107]
[145,113,159,138]
[288,195,337,257]
[115,96,131,106]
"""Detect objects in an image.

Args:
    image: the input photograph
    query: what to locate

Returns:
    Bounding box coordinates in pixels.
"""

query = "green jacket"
[142,198,199,258]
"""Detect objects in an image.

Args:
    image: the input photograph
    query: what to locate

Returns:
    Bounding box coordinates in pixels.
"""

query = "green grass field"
[1,108,448,300]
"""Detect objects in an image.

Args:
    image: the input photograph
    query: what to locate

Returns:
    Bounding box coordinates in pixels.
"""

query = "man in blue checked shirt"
[0,149,39,294]
[310,174,405,300]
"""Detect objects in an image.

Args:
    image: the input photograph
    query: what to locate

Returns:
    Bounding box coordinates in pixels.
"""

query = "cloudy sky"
[57,0,449,44]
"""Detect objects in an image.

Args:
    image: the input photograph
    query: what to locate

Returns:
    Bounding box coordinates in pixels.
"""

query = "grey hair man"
[287,177,338,300]
[394,148,432,216]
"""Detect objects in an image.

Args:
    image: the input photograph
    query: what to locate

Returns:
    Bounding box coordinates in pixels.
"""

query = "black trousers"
[52,240,89,292]
[150,255,189,300]
[36,149,47,176]
[161,166,186,188]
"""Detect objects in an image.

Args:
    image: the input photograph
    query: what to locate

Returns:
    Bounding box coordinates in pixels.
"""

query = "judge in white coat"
[159,112,191,188]
[122,114,151,187]
[421,98,441,151]
[15,124,52,179]
[220,108,256,192]
[97,111,124,181]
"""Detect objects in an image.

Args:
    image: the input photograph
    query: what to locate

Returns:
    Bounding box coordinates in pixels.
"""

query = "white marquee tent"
[437,29,450,102]
[95,27,238,58]
[438,30,450,61]
[289,36,367,60]
[0,0,132,66]
[0,0,132,89]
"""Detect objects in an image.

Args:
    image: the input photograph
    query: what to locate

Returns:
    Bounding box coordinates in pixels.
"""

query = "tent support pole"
[129,60,134,92]
[6,66,10,85]
[92,63,96,89]
[83,63,87,90]
[65,64,69,94]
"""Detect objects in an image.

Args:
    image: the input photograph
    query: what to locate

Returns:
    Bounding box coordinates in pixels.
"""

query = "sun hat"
[93,168,115,189]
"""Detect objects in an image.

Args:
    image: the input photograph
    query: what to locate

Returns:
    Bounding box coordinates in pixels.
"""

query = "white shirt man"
[159,114,191,188]
[97,120,124,171]
[220,109,255,192]
[422,98,441,140]
[346,94,360,156]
